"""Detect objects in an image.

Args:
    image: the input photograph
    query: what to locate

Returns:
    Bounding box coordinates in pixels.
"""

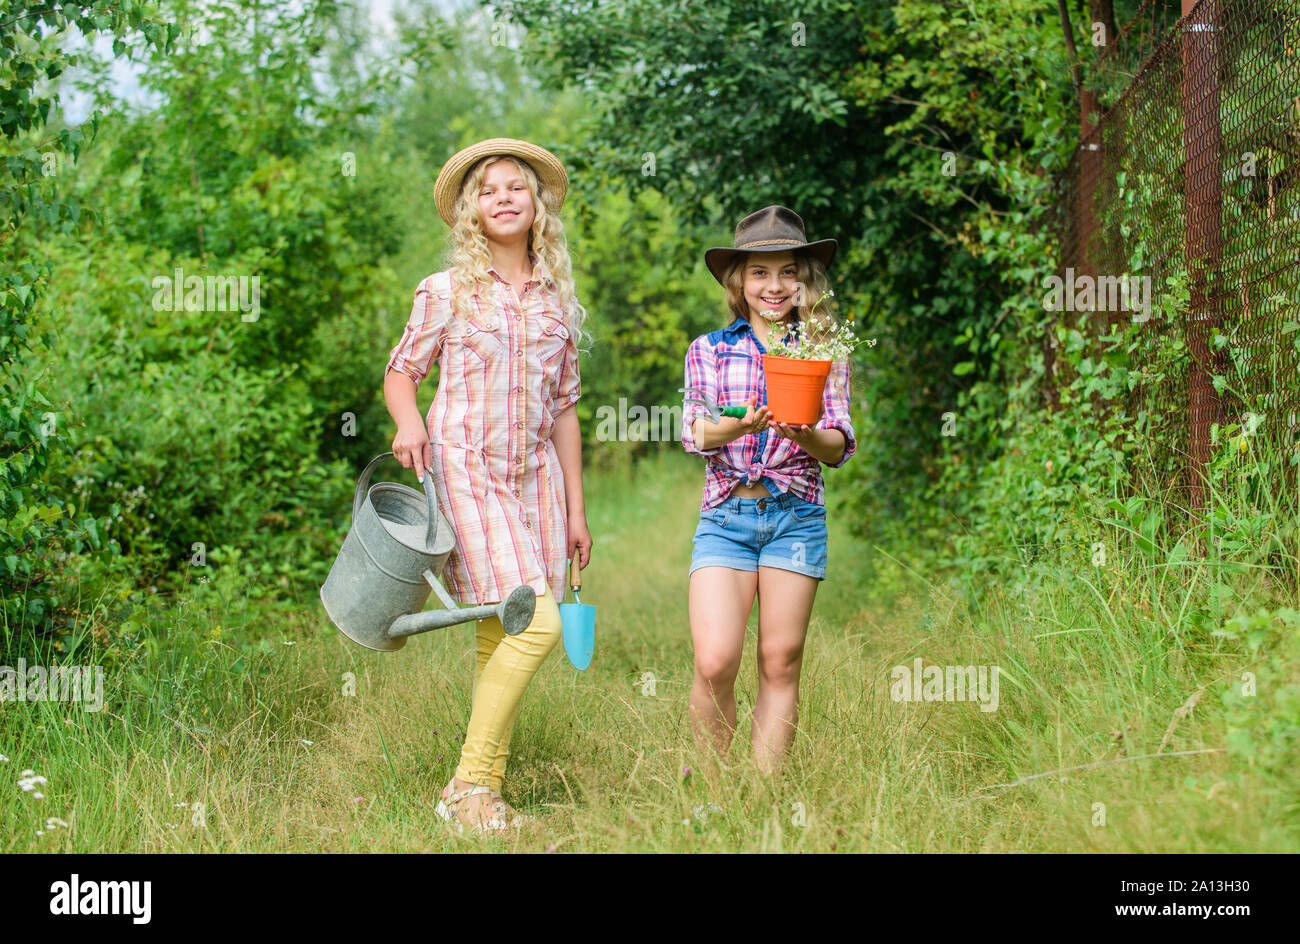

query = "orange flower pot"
[763,354,830,426]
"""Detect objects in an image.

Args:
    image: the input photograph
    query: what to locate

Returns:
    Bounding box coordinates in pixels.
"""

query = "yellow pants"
[455,586,562,790]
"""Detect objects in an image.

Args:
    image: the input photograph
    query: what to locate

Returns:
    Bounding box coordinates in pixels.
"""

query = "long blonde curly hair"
[448,155,588,351]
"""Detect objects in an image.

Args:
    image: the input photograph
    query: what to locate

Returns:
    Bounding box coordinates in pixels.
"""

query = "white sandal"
[435,782,509,834]
[489,790,532,828]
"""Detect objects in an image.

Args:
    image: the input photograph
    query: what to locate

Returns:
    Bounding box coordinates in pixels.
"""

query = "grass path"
[3,452,1287,852]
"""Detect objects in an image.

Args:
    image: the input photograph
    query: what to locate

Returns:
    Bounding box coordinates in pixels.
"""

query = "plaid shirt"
[385,260,580,605]
[681,316,856,511]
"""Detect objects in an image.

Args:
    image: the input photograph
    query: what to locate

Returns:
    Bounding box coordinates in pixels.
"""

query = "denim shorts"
[689,487,828,580]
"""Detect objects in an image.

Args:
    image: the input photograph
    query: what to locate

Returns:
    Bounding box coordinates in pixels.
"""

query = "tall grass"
[1,447,1294,852]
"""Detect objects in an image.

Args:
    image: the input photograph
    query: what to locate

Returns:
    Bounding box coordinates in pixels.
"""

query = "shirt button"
[516,313,522,320]
[516,349,523,357]
[515,420,523,429]
[524,521,532,529]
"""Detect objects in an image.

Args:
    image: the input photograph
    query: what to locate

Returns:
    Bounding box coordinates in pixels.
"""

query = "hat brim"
[433,138,569,227]
[704,239,837,285]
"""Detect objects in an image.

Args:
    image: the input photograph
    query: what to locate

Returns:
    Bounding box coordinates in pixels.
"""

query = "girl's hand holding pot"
[770,402,824,443]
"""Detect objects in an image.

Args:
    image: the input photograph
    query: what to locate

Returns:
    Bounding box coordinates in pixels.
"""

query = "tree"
[0,1,175,636]
[494,0,1078,540]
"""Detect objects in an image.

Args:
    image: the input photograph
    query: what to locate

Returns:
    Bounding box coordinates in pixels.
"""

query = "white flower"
[769,317,872,362]
[692,802,722,821]
[765,290,874,361]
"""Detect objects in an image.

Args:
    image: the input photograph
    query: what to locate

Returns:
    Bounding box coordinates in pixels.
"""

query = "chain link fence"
[1048,0,1300,511]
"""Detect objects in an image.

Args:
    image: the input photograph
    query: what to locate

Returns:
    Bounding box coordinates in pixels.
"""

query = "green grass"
[2,449,1295,852]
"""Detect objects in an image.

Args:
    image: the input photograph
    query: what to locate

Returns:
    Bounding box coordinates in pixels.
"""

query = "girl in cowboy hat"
[383,138,593,833]
[681,205,857,774]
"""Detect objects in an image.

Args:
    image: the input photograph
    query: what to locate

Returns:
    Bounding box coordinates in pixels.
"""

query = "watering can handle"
[352,452,440,549]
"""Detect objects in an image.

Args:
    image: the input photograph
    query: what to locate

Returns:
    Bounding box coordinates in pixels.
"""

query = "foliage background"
[0,0,1216,637]
[2,0,1296,852]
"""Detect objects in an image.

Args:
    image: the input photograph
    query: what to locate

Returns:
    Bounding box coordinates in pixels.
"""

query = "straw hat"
[704,205,837,284]
[433,137,569,227]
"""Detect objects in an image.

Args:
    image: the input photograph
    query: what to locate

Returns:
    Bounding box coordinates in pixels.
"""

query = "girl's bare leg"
[688,566,757,766]
[752,566,819,774]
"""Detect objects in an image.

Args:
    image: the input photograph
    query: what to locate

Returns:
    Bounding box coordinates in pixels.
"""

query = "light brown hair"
[720,250,838,333]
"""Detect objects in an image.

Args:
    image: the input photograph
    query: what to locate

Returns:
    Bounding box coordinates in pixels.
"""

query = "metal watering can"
[320,452,537,651]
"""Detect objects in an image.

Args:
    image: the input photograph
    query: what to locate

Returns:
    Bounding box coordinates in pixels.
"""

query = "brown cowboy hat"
[433,137,569,227]
[704,205,837,285]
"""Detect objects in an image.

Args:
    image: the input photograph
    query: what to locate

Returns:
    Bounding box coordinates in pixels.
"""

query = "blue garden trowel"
[559,557,595,670]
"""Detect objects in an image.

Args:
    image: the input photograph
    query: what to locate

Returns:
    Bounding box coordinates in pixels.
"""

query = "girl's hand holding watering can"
[392,421,434,483]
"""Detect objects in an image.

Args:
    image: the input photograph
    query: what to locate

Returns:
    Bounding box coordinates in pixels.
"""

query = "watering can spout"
[388,582,538,639]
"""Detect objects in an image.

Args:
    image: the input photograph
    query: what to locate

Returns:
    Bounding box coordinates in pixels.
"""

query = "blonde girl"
[383,138,592,832]
[681,205,856,774]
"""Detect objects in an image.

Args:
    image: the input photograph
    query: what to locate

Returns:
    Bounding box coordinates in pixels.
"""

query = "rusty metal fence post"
[1182,0,1226,513]
[1050,0,1300,521]
[1079,88,1102,288]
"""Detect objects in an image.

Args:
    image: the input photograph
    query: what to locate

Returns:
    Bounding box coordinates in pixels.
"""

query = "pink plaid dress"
[385,259,581,605]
